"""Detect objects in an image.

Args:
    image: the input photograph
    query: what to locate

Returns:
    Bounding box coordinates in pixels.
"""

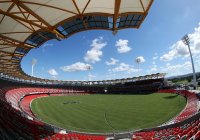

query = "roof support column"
[113,0,121,31]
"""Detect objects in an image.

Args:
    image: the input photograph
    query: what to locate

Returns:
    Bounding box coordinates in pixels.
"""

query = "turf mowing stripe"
[103,95,122,131]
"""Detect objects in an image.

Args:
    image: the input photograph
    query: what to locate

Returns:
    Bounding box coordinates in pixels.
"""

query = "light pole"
[182,34,197,89]
[135,58,141,70]
[135,57,141,77]
[87,65,92,81]
[31,59,37,76]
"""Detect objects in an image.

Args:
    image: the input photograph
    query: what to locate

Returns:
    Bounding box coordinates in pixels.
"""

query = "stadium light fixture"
[182,34,197,89]
[87,65,92,81]
[135,57,141,70]
[31,59,37,76]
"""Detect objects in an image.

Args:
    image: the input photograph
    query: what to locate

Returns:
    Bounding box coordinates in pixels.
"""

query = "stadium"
[0,0,200,140]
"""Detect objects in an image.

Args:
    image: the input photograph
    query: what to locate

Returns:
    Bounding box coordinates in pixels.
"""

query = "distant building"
[163,80,175,88]
[197,78,200,85]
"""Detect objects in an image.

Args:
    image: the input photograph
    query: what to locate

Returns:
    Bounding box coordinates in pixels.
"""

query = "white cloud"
[150,56,200,77]
[48,69,58,79]
[105,58,119,65]
[42,43,53,52]
[194,55,200,72]
[160,22,200,61]
[150,66,157,72]
[43,43,54,47]
[60,62,93,72]
[48,69,58,76]
[153,52,158,60]
[153,56,158,60]
[166,63,171,66]
[88,74,96,80]
[109,63,138,73]
[147,63,157,74]
[160,41,188,61]
[84,37,107,63]
[135,56,146,63]
[150,65,157,72]
[161,61,192,76]
[115,39,132,53]
[105,73,117,80]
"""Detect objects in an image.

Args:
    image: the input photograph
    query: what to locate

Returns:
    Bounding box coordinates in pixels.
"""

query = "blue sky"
[21,0,200,81]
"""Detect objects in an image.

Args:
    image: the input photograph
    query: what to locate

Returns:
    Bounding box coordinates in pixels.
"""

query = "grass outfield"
[31,93,186,133]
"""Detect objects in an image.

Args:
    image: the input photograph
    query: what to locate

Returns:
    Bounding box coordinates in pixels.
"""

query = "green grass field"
[31,93,186,133]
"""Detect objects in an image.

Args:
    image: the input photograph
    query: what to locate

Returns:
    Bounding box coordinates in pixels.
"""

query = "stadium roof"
[0,0,154,83]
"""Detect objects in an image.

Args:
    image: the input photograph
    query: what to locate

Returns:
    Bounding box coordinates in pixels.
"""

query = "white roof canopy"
[0,0,154,82]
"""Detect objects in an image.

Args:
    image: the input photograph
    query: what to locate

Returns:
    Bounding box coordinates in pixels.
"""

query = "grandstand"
[0,0,200,140]
[0,73,200,139]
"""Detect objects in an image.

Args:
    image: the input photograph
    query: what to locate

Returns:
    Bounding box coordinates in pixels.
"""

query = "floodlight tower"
[31,59,37,76]
[87,65,92,81]
[182,34,197,89]
[135,57,141,70]
[135,57,142,77]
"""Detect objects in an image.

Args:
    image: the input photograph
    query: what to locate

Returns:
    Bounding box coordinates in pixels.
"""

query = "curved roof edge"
[0,0,154,82]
